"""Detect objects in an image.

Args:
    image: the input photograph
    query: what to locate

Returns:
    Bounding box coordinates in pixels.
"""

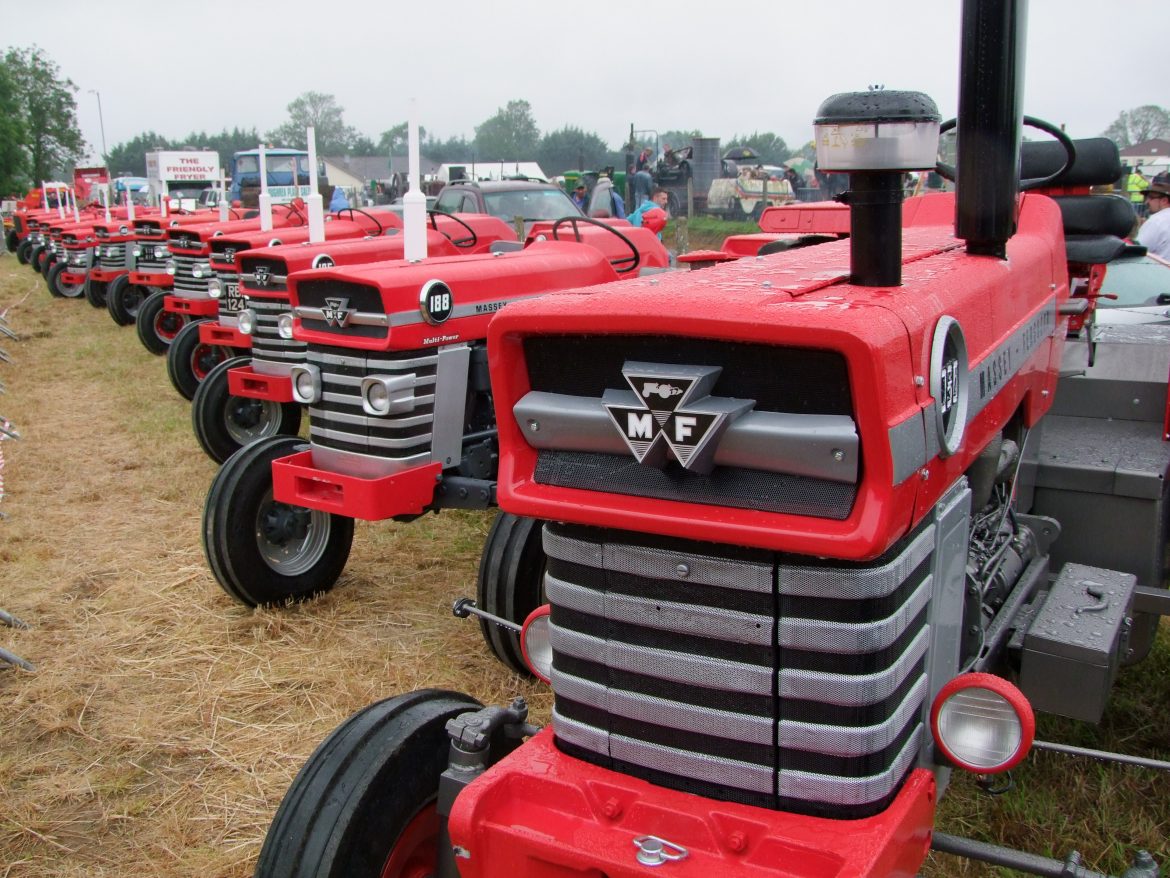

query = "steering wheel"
[283,200,306,223]
[333,207,384,236]
[935,115,1076,190]
[426,210,477,249]
[550,215,641,275]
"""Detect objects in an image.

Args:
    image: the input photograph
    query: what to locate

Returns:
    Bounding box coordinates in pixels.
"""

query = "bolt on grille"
[306,344,438,461]
[172,254,213,298]
[545,522,932,818]
[100,244,127,270]
[247,293,305,372]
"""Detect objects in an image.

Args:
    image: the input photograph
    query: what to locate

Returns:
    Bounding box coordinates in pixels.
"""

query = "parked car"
[1092,251,1170,325]
[434,178,582,232]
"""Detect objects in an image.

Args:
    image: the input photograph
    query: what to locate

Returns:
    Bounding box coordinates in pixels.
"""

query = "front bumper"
[198,322,250,348]
[163,294,218,317]
[271,450,440,520]
[227,364,294,402]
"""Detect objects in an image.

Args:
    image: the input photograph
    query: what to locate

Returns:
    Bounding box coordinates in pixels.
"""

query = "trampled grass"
[0,253,1165,877]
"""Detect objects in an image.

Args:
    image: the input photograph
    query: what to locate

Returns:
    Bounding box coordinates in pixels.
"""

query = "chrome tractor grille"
[172,254,214,298]
[546,522,932,819]
[523,335,857,519]
[100,243,127,270]
[246,292,305,374]
[295,279,388,342]
[305,343,438,464]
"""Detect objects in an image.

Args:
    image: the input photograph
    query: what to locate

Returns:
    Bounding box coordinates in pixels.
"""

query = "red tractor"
[201,217,669,608]
[191,211,517,462]
[248,2,1167,876]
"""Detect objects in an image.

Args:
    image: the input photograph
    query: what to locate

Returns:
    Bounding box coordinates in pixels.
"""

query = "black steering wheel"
[426,210,477,249]
[550,215,640,275]
[333,207,385,236]
[282,200,306,223]
[935,115,1076,191]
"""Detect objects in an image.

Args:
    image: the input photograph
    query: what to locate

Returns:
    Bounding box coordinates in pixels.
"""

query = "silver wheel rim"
[255,489,331,576]
[225,398,282,445]
[60,281,84,298]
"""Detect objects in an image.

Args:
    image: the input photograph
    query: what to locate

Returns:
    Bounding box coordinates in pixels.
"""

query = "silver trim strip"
[296,306,389,327]
[778,725,923,805]
[778,578,931,654]
[778,625,930,706]
[780,674,928,757]
[777,525,934,599]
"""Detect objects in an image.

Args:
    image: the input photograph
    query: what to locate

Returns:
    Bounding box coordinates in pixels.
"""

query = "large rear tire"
[475,513,546,676]
[254,689,480,878]
[202,436,354,607]
[192,356,302,463]
[166,319,232,400]
[135,290,188,355]
[106,275,144,326]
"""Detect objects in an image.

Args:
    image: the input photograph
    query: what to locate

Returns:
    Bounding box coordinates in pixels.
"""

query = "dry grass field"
[0,250,1165,877]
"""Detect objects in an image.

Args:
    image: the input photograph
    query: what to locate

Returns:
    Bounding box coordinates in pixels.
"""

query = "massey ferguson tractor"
[201,216,669,608]
[191,211,517,463]
[249,2,1168,876]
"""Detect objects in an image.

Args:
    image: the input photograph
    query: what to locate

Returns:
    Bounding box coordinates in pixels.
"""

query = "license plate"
[224,286,245,313]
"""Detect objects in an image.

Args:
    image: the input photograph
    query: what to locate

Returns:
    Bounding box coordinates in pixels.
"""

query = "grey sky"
[3,0,1165,163]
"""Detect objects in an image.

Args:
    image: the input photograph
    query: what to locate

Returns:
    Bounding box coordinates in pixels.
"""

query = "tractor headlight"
[931,673,1033,773]
[277,314,294,339]
[207,278,222,298]
[165,259,176,276]
[154,245,168,259]
[119,225,129,235]
[132,245,143,257]
[521,605,553,684]
[290,364,321,404]
[360,374,416,416]
[192,263,210,279]
[237,308,256,335]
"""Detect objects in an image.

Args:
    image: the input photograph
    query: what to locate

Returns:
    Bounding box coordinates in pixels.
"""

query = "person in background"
[329,185,350,212]
[628,187,670,233]
[1137,181,1170,260]
[1127,167,1149,218]
[784,166,803,200]
[571,184,588,211]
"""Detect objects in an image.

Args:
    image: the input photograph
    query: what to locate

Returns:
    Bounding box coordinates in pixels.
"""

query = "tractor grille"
[306,343,437,461]
[524,335,857,520]
[240,257,288,292]
[294,279,388,341]
[546,521,931,818]
[247,292,304,372]
[100,244,127,270]
[172,254,213,298]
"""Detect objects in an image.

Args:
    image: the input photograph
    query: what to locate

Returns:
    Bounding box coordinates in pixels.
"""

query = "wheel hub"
[260,503,311,544]
[228,397,264,429]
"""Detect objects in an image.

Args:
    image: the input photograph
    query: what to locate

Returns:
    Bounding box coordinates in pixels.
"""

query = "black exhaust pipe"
[955,0,1027,258]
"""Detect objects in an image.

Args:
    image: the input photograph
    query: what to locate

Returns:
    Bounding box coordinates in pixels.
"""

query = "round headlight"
[165,260,176,276]
[119,225,129,235]
[207,278,222,298]
[237,308,256,334]
[132,245,143,257]
[193,263,210,279]
[521,605,553,683]
[931,673,1033,773]
[277,314,294,339]
[154,245,168,259]
[290,365,321,404]
[364,380,390,415]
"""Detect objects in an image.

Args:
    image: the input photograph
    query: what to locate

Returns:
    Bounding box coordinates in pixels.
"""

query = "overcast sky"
[3,0,1166,163]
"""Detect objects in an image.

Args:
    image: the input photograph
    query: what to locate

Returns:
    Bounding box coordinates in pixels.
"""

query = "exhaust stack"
[218,167,229,222]
[305,126,325,244]
[258,145,273,232]
[814,90,940,287]
[403,102,427,262]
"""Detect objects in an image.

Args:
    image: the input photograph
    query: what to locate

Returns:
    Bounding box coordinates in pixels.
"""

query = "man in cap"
[1137,182,1170,260]
[571,183,588,212]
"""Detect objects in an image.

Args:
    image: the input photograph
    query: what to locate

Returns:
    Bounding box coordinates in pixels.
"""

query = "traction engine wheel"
[106,275,144,326]
[135,290,189,355]
[476,513,547,676]
[254,689,481,878]
[15,239,32,265]
[84,278,108,309]
[202,435,354,607]
[166,319,232,400]
[191,356,302,464]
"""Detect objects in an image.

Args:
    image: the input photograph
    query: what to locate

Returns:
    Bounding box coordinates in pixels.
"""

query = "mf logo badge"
[321,297,353,328]
[254,265,271,286]
[223,247,236,261]
[177,236,190,249]
[603,362,753,473]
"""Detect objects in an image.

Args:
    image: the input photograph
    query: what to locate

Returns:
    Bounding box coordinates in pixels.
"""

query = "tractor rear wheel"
[136,290,188,355]
[192,356,302,464]
[84,278,108,309]
[254,689,480,878]
[106,276,144,326]
[167,319,232,400]
[47,262,83,298]
[202,435,354,607]
[476,513,546,676]
[15,239,31,265]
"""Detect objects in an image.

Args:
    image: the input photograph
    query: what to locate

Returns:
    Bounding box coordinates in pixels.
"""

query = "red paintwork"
[758,201,851,235]
[198,322,249,347]
[59,270,89,285]
[227,366,294,402]
[163,295,218,317]
[488,192,1069,560]
[524,220,670,274]
[271,451,441,519]
[447,729,936,878]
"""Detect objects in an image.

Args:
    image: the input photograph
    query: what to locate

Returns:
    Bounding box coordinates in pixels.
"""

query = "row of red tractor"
[5,4,1169,872]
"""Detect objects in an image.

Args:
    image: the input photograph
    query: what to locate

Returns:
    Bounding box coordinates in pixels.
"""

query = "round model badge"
[930,316,969,457]
[419,279,453,325]
[311,254,335,269]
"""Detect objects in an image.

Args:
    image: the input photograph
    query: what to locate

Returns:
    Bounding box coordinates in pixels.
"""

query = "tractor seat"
[1020,137,1134,266]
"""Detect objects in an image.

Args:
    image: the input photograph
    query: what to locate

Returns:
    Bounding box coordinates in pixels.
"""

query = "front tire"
[15,239,31,265]
[476,513,546,675]
[255,689,481,878]
[5,230,18,253]
[46,262,80,298]
[135,290,188,355]
[84,278,108,308]
[106,275,144,326]
[202,436,354,607]
[28,245,46,273]
[166,319,232,400]
[192,356,303,463]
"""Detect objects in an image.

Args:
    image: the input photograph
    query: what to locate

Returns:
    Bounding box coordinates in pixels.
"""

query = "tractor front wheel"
[167,319,232,400]
[5,230,18,253]
[106,276,144,326]
[202,435,354,607]
[84,278,108,309]
[136,290,188,355]
[15,239,31,265]
[28,245,46,273]
[47,262,84,298]
[192,356,302,464]
[476,513,547,676]
[254,689,481,878]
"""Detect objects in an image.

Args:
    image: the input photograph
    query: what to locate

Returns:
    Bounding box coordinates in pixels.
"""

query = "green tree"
[378,123,430,156]
[422,133,472,163]
[351,134,378,155]
[660,129,703,152]
[724,131,791,165]
[267,92,358,154]
[1103,105,1170,149]
[4,46,86,182]
[536,126,613,175]
[0,64,27,194]
[474,100,539,159]
[106,131,174,176]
